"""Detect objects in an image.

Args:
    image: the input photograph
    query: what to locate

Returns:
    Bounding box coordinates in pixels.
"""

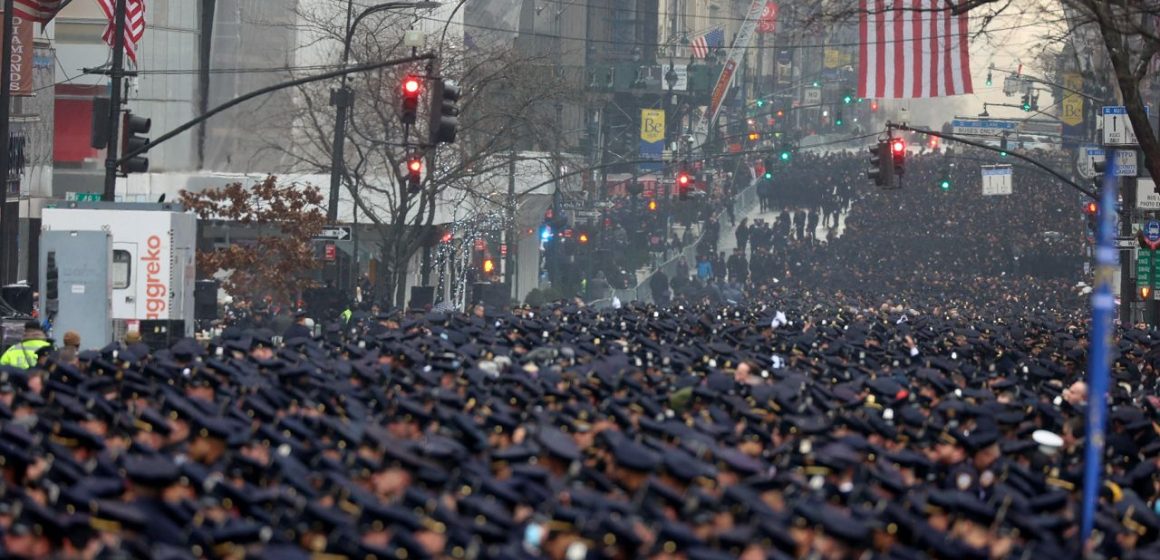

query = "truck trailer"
[39,202,196,348]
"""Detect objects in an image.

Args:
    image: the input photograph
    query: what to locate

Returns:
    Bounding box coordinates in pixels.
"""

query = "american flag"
[690,27,724,59]
[13,0,71,23]
[858,0,972,99]
[96,0,146,65]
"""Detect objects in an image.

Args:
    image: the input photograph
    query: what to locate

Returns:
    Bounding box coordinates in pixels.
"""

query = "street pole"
[101,0,128,202]
[0,0,14,283]
[505,148,515,298]
[1122,169,1137,325]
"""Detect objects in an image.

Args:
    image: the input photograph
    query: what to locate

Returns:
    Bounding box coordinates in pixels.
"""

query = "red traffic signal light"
[403,76,421,95]
[677,172,691,187]
[406,155,422,192]
[870,100,879,112]
[401,75,422,125]
[891,139,906,155]
[1084,201,1098,215]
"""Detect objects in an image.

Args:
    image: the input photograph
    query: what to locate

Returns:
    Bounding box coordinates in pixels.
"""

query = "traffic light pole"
[101,0,128,202]
[116,54,436,168]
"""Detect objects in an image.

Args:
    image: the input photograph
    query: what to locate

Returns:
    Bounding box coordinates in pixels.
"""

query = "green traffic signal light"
[835,118,843,126]
[756,99,765,107]
[939,179,951,190]
[812,81,820,87]
[779,151,790,161]
[843,95,853,104]
[999,151,1008,157]
[763,171,772,180]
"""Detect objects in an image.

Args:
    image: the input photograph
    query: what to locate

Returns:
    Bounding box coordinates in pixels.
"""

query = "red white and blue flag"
[858,0,973,99]
[691,27,725,59]
[95,0,145,65]
[14,0,71,23]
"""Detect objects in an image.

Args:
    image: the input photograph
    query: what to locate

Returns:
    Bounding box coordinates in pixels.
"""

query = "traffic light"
[428,78,460,145]
[999,135,1009,157]
[1141,286,1152,301]
[939,178,952,191]
[928,136,939,150]
[867,141,894,187]
[121,111,151,174]
[834,110,844,127]
[842,89,853,104]
[401,75,422,125]
[90,96,110,149]
[778,145,792,162]
[578,231,590,244]
[1083,201,1098,239]
[870,100,879,112]
[776,109,785,118]
[756,99,765,108]
[889,138,906,177]
[1084,201,1098,216]
[482,258,495,275]
[45,252,58,306]
[1020,94,1031,111]
[747,131,761,142]
[406,155,423,193]
[677,169,692,200]
[648,199,657,212]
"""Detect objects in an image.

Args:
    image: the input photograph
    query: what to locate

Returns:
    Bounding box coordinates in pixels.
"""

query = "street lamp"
[328,1,440,223]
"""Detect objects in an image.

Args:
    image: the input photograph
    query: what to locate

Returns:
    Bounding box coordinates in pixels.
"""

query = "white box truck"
[40,203,197,346]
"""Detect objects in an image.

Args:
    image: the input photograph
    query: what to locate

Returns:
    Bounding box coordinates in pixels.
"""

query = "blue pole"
[1080,148,1118,548]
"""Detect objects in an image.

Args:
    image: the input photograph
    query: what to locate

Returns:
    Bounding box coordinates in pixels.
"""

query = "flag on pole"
[95,0,145,65]
[690,27,724,59]
[14,0,71,23]
[857,0,972,98]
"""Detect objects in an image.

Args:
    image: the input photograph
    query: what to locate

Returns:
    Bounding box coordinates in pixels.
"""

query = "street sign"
[804,87,821,105]
[1143,220,1160,250]
[1114,149,1138,176]
[314,226,352,241]
[1102,106,1150,146]
[65,192,102,202]
[951,118,1017,137]
[1137,178,1160,211]
[1139,249,1153,287]
[981,165,1013,196]
[324,243,337,262]
[1077,145,1104,179]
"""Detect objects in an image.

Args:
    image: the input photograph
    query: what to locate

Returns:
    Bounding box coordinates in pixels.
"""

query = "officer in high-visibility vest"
[0,321,53,369]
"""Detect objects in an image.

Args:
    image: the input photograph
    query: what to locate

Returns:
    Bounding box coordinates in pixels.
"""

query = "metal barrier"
[600,181,759,305]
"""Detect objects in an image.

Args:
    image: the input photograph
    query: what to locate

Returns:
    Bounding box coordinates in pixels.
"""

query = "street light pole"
[327,0,439,223]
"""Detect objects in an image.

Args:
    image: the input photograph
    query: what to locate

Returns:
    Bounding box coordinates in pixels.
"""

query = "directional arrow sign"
[314,226,352,241]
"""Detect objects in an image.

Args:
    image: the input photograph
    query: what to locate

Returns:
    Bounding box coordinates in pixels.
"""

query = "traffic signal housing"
[677,169,692,200]
[428,78,460,145]
[401,75,422,125]
[121,111,151,174]
[891,138,907,176]
[867,141,894,187]
[999,135,1009,157]
[939,178,952,191]
[1141,286,1153,301]
[406,155,423,193]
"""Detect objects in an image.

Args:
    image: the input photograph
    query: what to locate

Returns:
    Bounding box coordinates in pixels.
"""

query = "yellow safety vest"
[0,339,51,369]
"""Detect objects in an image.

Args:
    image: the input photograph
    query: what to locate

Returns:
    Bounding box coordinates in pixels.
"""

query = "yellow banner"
[824,49,852,69]
[1062,73,1084,127]
[641,109,665,144]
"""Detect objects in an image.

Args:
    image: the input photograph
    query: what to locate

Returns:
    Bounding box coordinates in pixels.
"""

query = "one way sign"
[314,226,352,241]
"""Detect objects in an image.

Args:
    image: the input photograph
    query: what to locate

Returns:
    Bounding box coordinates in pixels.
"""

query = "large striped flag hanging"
[95,0,145,65]
[690,27,725,59]
[14,0,72,23]
[858,0,972,99]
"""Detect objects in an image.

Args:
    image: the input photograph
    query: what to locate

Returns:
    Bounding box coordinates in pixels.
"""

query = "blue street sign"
[1146,220,1160,245]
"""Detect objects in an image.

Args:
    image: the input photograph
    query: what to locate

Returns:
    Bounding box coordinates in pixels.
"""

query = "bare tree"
[269,6,581,307]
